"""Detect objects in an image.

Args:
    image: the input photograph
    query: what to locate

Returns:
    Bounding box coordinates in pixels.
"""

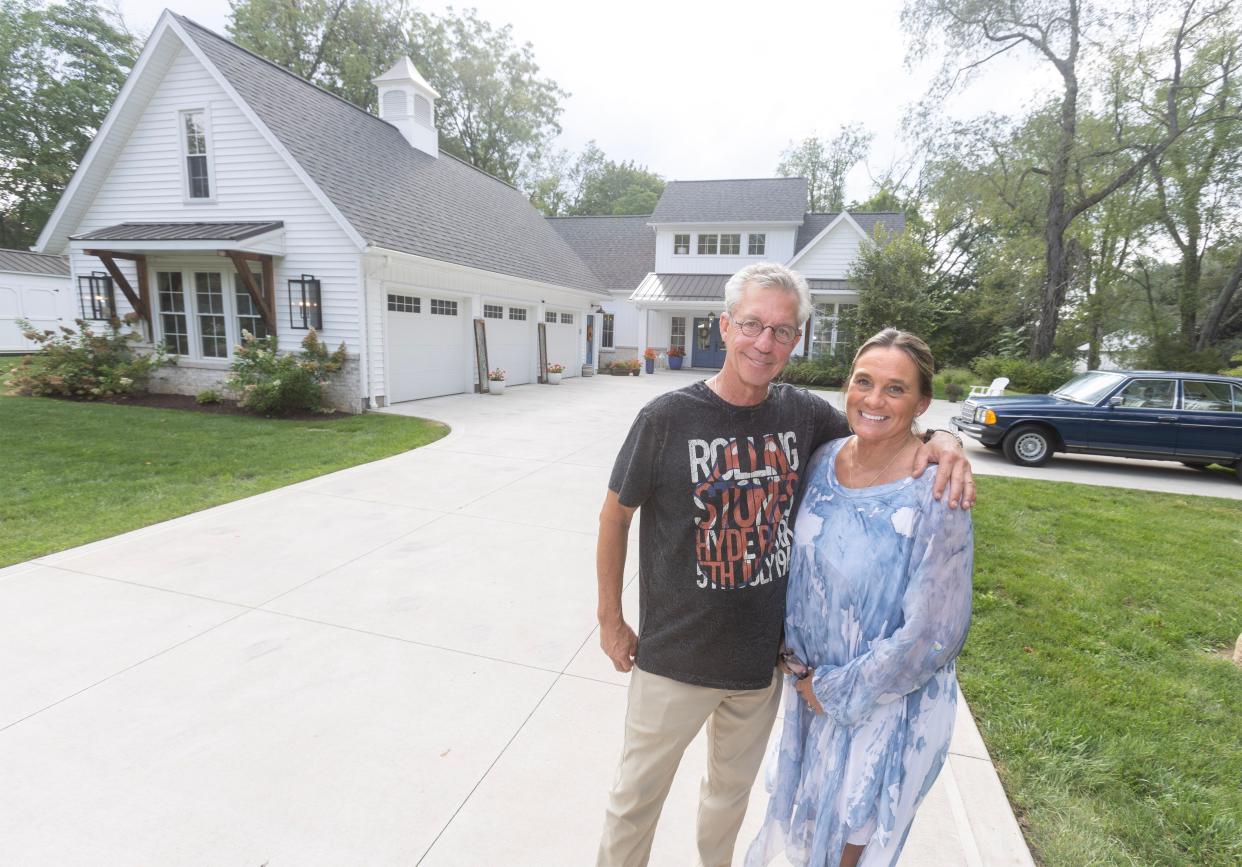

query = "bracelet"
[921,428,964,448]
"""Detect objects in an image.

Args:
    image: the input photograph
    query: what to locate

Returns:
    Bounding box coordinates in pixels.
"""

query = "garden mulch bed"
[65,392,353,421]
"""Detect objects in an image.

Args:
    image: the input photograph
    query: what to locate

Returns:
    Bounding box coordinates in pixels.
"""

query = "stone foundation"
[148,356,365,413]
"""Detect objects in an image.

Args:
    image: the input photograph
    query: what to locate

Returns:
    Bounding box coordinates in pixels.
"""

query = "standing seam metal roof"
[0,249,70,276]
[71,222,283,242]
[175,16,605,296]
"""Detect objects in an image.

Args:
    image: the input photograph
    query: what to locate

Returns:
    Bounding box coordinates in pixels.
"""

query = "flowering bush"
[226,329,347,415]
[488,368,506,381]
[666,346,685,358]
[3,315,170,399]
[547,362,564,373]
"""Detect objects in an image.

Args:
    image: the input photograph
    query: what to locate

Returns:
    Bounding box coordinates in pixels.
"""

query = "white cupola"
[372,57,440,157]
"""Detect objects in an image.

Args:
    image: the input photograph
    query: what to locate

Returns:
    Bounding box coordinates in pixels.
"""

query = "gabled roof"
[650,178,808,224]
[795,212,905,253]
[546,215,654,289]
[73,222,283,242]
[0,249,69,276]
[174,16,604,295]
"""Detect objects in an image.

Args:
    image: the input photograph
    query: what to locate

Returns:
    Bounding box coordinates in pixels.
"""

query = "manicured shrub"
[226,329,347,415]
[970,354,1074,394]
[936,367,972,401]
[195,388,222,405]
[777,354,850,388]
[3,316,169,399]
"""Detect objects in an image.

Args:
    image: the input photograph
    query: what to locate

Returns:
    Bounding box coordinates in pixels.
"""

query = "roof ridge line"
[545,214,653,219]
[667,177,805,184]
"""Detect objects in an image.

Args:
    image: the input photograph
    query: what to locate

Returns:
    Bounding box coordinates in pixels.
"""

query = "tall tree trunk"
[1179,236,1202,344]
[1032,69,1078,360]
[1197,248,1242,350]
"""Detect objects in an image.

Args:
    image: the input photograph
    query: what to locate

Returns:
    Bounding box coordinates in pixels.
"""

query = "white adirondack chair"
[968,377,1009,397]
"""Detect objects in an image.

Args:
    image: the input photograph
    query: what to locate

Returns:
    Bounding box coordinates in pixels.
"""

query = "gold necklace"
[848,435,915,488]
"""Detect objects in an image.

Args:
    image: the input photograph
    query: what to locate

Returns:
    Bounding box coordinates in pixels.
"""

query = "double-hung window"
[719,234,740,255]
[670,316,686,351]
[673,234,690,255]
[601,313,615,349]
[156,269,279,360]
[697,234,718,255]
[195,273,228,358]
[235,269,269,338]
[181,109,212,200]
[811,302,856,357]
[748,233,766,255]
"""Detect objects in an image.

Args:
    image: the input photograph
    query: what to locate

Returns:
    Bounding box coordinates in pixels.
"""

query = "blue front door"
[691,317,726,368]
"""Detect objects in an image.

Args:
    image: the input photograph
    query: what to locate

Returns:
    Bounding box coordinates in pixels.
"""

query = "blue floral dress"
[746,438,974,867]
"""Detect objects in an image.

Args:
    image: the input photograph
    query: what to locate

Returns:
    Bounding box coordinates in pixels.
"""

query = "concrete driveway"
[0,371,1051,865]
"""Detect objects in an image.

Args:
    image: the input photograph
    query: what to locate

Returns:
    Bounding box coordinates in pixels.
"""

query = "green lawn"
[965,477,1242,865]
[0,392,446,567]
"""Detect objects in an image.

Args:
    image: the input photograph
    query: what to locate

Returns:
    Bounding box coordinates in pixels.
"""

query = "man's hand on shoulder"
[910,430,976,510]
[600,617,638,672]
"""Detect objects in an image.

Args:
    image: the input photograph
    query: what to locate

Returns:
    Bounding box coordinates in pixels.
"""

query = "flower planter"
[548,371,563,384]
[668,356,683,370]
[609,367,629,376]
[644,359,655,374]
[488,379,506,395]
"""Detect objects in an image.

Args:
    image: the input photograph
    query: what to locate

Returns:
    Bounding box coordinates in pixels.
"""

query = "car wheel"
[1003,424,1054,467]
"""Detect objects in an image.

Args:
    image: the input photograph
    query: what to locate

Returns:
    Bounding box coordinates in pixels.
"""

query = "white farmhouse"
[34,12,607,409]
[551,178,903,369]
[32,12,902,406]
[0,250,72,353]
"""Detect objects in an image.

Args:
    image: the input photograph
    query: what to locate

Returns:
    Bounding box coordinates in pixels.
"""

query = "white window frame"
[154,267,253,361]
[483,303,503,319]
[601,313,615,349]
[508,306,527,321]
[811,301,856,357]
[719,234,741,255]
[670,316,686,350]
[697,233,719,255]
[748,233,766,255]
[545,311,558,324]
[673,233,690,255]
[178,108,216,204]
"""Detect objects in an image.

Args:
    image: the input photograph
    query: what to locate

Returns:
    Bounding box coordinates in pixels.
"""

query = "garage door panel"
[387,299,467,402]
[486,315,532,385]
[1,284,63,352]
[545,321,578,378]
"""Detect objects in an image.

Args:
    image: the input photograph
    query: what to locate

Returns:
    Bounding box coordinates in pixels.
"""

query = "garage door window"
[484,304,503,319]
[431,298,458,316]
[560,312,574,324]
[508,307,526,321]
[388,294,419,313]
[545,311,558,324]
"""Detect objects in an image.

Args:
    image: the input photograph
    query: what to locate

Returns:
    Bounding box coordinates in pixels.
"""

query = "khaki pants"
[597,666,782,867]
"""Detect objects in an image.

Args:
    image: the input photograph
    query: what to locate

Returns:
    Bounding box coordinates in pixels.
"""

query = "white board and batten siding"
[792,221,866,279]
[65,44,363,357]
[0,271,74,352]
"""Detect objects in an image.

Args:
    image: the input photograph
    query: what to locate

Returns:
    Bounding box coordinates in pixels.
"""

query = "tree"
[0,0,137,249]
[846,229,950,356]
[525,140,665,216]
[227,0,407,110]
[406,8,567,184]
[776,125,873,212]
[905,0,1238,360]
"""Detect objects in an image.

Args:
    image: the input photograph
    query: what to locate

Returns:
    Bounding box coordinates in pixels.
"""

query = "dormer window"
[674,234,690,255]
[697,234,718,255]
[748,233,766,255]
[181,109,212,200]
[720,234,740,255]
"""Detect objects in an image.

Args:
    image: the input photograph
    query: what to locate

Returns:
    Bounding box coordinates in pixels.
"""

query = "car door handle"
[1158,416,1177,422]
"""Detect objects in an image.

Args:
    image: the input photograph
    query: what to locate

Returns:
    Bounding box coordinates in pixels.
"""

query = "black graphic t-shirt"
[609,381,849,689]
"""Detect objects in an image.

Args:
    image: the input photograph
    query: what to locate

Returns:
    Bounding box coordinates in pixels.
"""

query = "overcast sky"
[117,0,1060,200]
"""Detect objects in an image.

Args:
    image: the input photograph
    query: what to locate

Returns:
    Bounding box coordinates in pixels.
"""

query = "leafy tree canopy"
[0,0,137,249]
[776,125,873,212]
[527,140,664,216]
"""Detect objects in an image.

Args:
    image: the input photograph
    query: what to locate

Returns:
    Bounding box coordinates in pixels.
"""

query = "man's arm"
[911,431,976,510]
[598,489,639,672]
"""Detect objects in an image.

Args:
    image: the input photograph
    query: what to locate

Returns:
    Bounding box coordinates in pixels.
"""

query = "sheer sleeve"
[810,486,973,727]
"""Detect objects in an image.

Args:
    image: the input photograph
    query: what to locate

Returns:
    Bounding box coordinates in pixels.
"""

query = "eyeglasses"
[733,318,801,345]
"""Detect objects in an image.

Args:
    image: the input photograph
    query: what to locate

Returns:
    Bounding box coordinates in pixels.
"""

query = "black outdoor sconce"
[288,274,322,330]
[78,271,115,321]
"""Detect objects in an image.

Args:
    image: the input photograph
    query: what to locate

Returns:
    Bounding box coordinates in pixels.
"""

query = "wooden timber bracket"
[220,250,277,334]
[84,250,151,327]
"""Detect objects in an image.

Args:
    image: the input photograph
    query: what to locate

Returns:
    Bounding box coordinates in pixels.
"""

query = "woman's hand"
[795,671,824,715]
[911,431,975,509]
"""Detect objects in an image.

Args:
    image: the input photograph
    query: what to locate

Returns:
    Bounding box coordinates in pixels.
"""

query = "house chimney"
[372,57,439,157]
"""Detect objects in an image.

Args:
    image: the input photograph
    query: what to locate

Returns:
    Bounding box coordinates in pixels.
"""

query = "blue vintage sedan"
[952,370,1242,481]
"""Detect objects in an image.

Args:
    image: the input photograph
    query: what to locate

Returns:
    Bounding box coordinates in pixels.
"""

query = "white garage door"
[386,291,468,402]
[544,310,579,378]
[484,303,533,385]
[0,280,64,352]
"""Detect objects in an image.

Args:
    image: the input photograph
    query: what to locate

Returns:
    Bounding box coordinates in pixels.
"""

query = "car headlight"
[976,408,997,425]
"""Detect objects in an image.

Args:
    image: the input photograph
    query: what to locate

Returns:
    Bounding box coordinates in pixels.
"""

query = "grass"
[965,476,1242,865]
[0,390,447,568]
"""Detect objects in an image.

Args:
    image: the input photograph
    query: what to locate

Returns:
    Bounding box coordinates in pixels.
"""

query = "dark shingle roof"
[631,274,732,302]
[546,216,653,289]
[72,222,282,242]
[176,17,604,295]
[650,178,808,224]
[0,249,69,276]
[796,212,905,252]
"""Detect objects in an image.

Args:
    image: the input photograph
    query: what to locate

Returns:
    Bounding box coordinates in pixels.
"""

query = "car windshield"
[1051,371,1126,404]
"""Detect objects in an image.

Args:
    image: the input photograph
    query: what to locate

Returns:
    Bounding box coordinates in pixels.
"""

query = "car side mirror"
[1108,395,1123,407]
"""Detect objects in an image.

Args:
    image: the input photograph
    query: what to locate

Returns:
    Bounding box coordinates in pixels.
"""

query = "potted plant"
[628,359,641,376]
[643,347,657,374]
[667,345,685,370]
[547,362,564,384]
[487,368,506,395]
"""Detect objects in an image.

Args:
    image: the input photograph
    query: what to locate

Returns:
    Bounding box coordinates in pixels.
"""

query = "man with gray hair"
[595,262,973,866]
